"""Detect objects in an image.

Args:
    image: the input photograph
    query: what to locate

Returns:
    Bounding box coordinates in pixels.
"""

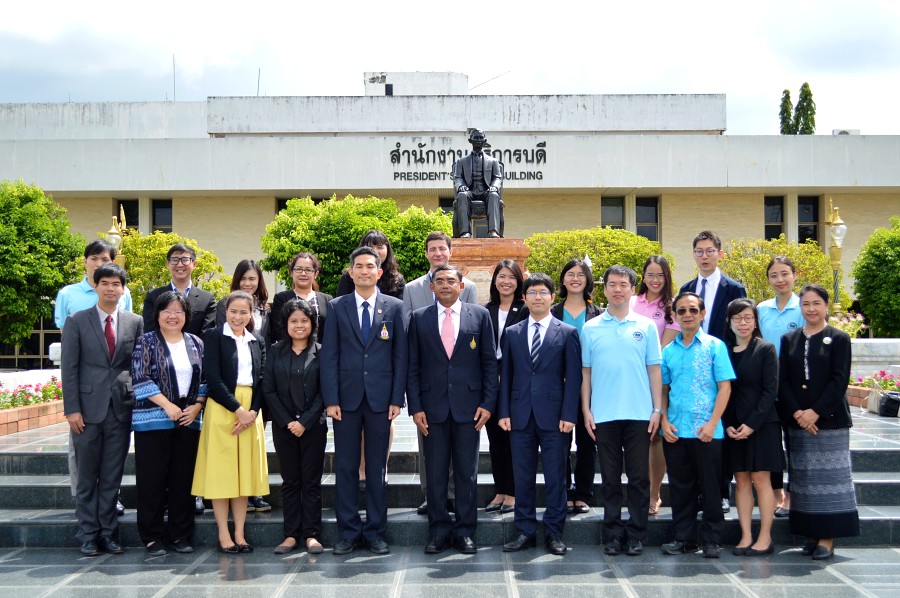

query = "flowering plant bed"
[852,370,900,392]
[0,377,65,436]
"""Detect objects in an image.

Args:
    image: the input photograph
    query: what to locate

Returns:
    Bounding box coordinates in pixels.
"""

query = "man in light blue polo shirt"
[660,291,735,559]
[581,265,662,557]
[54,239,132,328]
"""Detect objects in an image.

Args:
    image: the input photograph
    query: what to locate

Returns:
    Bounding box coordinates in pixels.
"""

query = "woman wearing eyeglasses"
[722,298,783,556]
[630,256,679,516]
[270,252,332,345]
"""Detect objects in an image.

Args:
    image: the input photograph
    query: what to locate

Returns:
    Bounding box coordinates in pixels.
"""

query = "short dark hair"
[488,259,524,305]
[84,239,116,261]
[603,265,637,287]
[93,263,126,286]
[523,273,555,295]
[425,231,452,251]
[799,283,829,304]
[766,255,797,276]
[692,230,722,250]
[224,290,256,332]
[673,291,705,311]
[230,259,268,306]
[281,298,317,344]
[167,244,196,261]
[351,246,381,269]
[432,263,462,282]
[724,298,761,347]
[152,291,192,333]
[558,259,593,301]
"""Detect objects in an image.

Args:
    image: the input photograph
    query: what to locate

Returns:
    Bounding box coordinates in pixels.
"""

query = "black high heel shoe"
[218,542,239,554]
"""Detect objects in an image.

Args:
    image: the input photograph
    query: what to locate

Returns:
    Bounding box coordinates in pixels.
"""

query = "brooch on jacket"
[823,337,832,345]
[469,336,476,350]
[379,323,390,340]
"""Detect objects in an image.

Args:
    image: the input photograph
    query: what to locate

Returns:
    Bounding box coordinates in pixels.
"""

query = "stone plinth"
[451,238,530,301]
[850,339,900,377]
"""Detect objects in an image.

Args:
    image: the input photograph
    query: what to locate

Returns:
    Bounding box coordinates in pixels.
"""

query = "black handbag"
[878,391,900,417]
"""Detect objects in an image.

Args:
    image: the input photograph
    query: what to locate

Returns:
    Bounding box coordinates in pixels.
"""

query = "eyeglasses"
[161,310,185,317]
[564,272,586,279]
[168,256,194,265]
[643,273,666,280]
[730,315,755,324]
[526,290,552,297]
[432,278,460,286]
[292,267,316,274]
[675,307,701,316]
[693,248,719,257]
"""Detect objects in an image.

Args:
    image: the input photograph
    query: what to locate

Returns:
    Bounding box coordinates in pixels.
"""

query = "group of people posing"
[58,228,859,561]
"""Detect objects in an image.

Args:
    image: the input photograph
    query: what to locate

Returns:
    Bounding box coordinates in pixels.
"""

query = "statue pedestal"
[451,238,530,301]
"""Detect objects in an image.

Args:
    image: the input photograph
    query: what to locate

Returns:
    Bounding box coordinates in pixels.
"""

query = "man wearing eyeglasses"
[659,292,735,559]
[143,244,217,336]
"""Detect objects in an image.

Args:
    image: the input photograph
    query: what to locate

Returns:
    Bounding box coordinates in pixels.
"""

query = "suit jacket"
[402,271,477,325]
[778,325,852,429]
[262,341,324,431]
[452,152,503,191]
[143,285,216,337]
[680,273,746,341]
[62,307,144,424]
[202,327,266,413]
[722,338,779,432]
[269,290,331,345]
[406,302,498,424]
[486,300,529,350]
[320,292,407,412]
[498,316,581,431]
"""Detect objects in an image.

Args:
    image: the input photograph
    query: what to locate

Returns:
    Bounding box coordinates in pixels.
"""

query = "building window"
[798,196,819,244]
[636,197,659,241]
[0,317,60,370]
[764,196,784,240]
[601,197,624,229]
[152,199,173,233]
[115,199,139,230]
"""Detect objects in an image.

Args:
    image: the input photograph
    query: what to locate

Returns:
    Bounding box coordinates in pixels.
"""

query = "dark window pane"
[636,198,658,224]
[765,225,783,240]
[799,224,818,244]
[798,197,819,223]
[115,199,139,230]
[764,197,784,223]
[602,197,624,227]
[276,198,289,212]
[152,200,173,232]
[637,225,658,241]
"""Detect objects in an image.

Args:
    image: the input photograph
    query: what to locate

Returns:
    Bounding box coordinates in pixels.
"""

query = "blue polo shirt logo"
[632,331,644,341]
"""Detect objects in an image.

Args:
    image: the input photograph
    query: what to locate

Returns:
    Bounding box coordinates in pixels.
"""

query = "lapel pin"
[377,308,383,314]
[470,336,476,350]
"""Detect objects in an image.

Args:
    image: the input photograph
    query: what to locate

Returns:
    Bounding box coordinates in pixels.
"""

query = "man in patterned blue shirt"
[659,292,735,559]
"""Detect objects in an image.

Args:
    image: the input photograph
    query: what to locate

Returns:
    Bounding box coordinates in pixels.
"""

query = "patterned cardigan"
[131,330,207,432]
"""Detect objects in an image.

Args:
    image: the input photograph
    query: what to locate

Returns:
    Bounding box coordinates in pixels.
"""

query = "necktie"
[104,315,116,358]
[361,301,371,341]
[700,278,708,332]
[441,307,455,358]
[530,322,541,365]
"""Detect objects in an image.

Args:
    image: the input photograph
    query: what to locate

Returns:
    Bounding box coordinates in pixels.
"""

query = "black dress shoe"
[459,233,472,238]
[248,496,271,512]
[702,543,721,559]
[774,507,790,518]
[116,500,125,517]
[368,538,390,555]
[502,534,536,552]
[172,539,194,554]
[333,538,360,555]
[572,503,590,514]
[237,543,253,553]
[485,501,503,512]
[218,542,239,554]
[80,541,100,557]
[661,540,699,555]
[145,541,167,556]
[812,544,834,560]
[454,536,477,554]
[625,538,643,556]
[487,231,501,239]
[800,539,818,556]
[98,535,124,554]
[417,501,428,515]
[603,536,623,556]
[732,545,751,556]
[746,543,774,556]
[447,499,457,514]
[424,536,451,554]
[195,496,205,515]
[545,534,567,556]
[500,503,515,514]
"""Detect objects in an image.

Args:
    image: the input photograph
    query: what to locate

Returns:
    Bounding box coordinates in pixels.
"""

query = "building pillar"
[784,192,799,244]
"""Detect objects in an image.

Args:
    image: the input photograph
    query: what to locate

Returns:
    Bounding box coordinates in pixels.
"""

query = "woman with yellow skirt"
[193,290,269,553]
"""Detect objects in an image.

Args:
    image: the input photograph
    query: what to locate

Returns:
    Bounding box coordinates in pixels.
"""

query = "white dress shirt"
[223,323,255,386]
[698,268,722,333]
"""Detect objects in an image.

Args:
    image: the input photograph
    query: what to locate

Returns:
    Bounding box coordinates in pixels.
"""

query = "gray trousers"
[453,190,502,236]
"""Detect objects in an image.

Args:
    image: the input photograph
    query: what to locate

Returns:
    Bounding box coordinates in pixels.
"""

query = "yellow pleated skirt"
[192,385,270,499]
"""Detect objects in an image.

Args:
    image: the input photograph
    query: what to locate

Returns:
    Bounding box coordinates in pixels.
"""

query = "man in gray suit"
[402,231,477,515]
[62,263,143,556]
[451,129,503,238]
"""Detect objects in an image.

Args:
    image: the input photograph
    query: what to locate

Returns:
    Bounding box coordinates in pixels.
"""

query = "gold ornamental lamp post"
[105,206,127,267]
[824,197,847,312]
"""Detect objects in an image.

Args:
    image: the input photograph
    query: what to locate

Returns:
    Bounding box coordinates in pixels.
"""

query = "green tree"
[118,229,230,314]
[259,195,452,295]
[0,180,84,345]
[779,90,796,134]
[719,234,848,307]
[851,217,900,337]
[524,227,673,299]
[780,83,816,135]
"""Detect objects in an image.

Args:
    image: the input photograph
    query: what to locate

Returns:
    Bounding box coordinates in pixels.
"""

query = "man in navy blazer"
[498,273,581,556]
[679,230,746,514]
[321,247,408,555]
[407,264,497,554]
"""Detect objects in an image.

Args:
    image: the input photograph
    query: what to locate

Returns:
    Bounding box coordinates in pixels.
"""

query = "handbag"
[878,391,900,418]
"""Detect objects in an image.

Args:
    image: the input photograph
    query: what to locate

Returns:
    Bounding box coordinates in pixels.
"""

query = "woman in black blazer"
[270,252,332,344]
[264,299,327,554]
[484,259,529,513]
[550,259,603,514]
[215,259,270,348]
[722,298,784,556]
[778,284,858,560]
[192,291,269,554]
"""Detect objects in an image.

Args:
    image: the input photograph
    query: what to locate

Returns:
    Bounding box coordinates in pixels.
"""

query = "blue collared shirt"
[758,294,805,356]
[661,330,735,439]
[54,277,133,329]
[581,310,662,423]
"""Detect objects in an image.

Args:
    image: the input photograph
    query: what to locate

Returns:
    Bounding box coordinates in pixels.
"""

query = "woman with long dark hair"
[335,229,406,299]
[216,259,270,350]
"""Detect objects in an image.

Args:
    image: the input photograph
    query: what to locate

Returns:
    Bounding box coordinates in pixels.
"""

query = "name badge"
[379,323,390,340]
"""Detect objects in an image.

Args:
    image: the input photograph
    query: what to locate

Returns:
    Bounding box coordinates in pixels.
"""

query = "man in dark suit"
[451,129,503,238]
[62,263,144,556]
[143,244,216,336]
[407,264,497,554]
[498,273,581,556]
[679,230,746,513]
[321,247,407,555]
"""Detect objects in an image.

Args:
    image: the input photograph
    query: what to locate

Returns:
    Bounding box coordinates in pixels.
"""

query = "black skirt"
[726,420,786,474]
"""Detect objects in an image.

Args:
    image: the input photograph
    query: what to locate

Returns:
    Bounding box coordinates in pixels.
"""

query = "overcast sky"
[2,0,898,135]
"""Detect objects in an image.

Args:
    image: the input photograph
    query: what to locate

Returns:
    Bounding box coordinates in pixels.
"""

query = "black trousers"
[485,411,514,496]
[272,420,327,541]
[453,190,502,235]
[134,426,200,544]
[596,420,650,541]
[566,407,596,503]
[424,418,480,540]
[663,438,724,545]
